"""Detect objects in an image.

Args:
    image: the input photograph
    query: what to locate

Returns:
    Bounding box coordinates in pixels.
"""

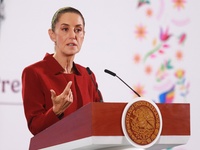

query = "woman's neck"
[53,53,74,74]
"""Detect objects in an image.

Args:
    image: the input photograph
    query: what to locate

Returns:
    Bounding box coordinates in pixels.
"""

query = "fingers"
[61,89,73,109]
[69,90,73,100]
[63,90,73,105]
[68,90,73,102]
[62,81,72,95]
[50,89,56,100]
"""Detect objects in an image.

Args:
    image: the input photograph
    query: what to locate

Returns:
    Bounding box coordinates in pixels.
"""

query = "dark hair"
[51,7,85,31]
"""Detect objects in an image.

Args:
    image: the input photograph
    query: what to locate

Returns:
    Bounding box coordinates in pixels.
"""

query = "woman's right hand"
[50,81,73,116]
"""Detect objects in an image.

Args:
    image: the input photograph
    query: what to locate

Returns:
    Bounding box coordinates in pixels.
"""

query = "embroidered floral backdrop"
[0,0,199,150]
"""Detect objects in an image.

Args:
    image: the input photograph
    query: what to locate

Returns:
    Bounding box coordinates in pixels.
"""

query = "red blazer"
[22,53,102,135]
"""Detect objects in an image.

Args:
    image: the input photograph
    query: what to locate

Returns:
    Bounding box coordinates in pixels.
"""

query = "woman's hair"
[51,7,85,31]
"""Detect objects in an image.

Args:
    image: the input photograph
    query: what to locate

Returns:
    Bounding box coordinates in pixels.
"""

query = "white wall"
[0,0,199,149]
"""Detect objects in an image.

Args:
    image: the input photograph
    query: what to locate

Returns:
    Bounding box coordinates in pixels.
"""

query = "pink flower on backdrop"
[178,33,187,45]
[160,27,172,42]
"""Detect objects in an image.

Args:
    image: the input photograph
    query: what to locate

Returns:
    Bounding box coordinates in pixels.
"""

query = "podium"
[29,102,190,150]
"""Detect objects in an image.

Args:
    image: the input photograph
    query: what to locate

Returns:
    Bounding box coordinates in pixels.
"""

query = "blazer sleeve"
[22,67,59,135]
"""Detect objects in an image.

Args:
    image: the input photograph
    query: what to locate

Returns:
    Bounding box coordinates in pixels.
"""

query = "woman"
[22,7,103,135]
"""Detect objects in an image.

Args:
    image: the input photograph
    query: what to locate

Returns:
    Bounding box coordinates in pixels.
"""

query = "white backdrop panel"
[0,0,199,150]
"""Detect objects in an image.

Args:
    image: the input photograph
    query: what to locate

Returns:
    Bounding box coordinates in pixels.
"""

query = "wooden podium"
[29,102,190,150]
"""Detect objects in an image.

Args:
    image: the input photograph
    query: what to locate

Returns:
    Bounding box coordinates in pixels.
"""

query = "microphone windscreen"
[104,69,116,76]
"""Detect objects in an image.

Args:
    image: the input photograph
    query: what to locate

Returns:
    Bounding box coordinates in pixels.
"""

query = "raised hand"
[50,81,73,116]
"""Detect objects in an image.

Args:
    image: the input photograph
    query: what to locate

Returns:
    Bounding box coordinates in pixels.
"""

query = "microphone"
[104,69,141,97]
[86,67,103,102]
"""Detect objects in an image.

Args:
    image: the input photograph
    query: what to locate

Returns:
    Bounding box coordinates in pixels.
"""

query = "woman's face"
[49,12,85,57]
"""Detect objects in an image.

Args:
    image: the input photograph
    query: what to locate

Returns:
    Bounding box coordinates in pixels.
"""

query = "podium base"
[40,135,189,150]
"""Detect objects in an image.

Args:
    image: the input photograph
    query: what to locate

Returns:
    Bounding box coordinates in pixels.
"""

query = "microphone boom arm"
[116,75,141,97]
[104,69,141,97]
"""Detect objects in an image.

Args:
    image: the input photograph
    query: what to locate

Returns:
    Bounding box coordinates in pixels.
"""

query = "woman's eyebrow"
[60,23,69,26]
[61,23,83,27]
